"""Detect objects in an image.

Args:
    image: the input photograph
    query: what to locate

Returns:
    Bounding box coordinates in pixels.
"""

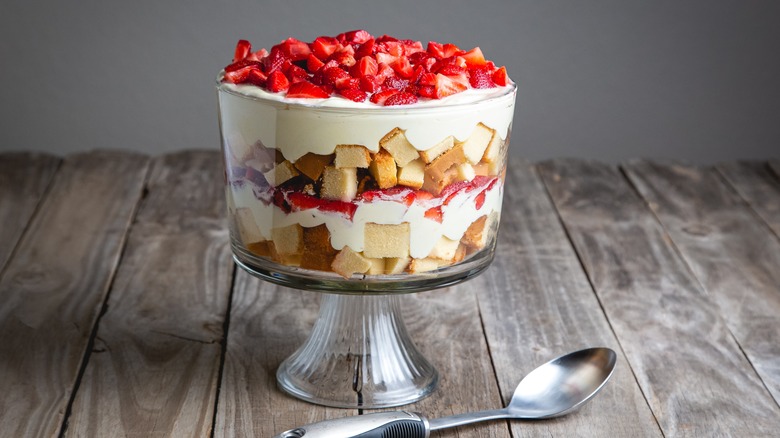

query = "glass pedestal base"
[276,293,438,408]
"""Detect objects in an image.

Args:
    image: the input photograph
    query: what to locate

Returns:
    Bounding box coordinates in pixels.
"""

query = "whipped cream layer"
[218,83,516,162]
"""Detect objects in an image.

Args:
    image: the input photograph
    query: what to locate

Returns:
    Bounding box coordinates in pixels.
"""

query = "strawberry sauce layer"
[220,30,510,106]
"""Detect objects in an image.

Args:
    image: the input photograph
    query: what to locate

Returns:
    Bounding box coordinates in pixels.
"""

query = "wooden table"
[1,150,779,437]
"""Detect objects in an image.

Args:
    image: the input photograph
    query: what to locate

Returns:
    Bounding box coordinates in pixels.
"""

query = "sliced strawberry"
[427,41,445,59]
[460,47,486,67]
[434,73,467,98]
[338,87,368,102]
[417,71,437,86]
[224,59,263,73]
[222,65,256,83]
[355,38,375,58]
[475,178,499,209]
[233,39,252,62]
[272,190,291,213]
[469,66,496,89]
[263,47,290,74]
[311,36,340,60]
[401,39,425,55]
[442,43,461,58]
[267,70,290,93]
[436,64,467,76]
[288,192,357,220]
[369,89,398,105]
[278,38,311,61]
[390,56,414,79]
[359,75,379,93]
[330,51,356,67]
[409,51,432,67]
[285,64,310,83]
[424,206,443,223]
[335,77,360,90]
[321,66,350,86]
[384,92,418,106]
[418,85,436,98]
[354,56,378,77]
[492,66,509,86]
[360,187,416,206]
[376,62,395,82]
[245,48,268,62]
[375,52,397,66]
[383,75,409,91]
[307,53,325,72]
[246,69,268,86]
[342,29,373,44]
[287,81,330,98]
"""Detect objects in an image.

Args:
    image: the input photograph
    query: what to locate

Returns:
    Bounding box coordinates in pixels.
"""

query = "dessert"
[217,30,515,280]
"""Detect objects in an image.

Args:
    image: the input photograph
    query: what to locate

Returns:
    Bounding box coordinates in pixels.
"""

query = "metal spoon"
[274,347,617,438]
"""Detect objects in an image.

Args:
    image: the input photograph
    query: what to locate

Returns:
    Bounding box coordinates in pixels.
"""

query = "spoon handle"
[427,408,510,431]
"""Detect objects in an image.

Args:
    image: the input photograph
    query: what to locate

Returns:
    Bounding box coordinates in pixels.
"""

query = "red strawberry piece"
[233,39,252,62]
[288,192,357,220]
[311,36,340,60]
[375,52,397,66]
[342,29,373,44]
[408,51,432,67]
[418,85,436,98]
[442,43,461,58]
[492,66,509,86]
[369,89,398,105]
[355,38,375,58]
[279,37,312,61]
[267,70,290,93]
[474,178,499,209]
[246,69,268,86]
[424,206,443,223]
[460,47,486,67]
[272,190,291,213]
[401,39,425,55]
[434,73,467,98]
[336,77,360,90]
[427,41,446,59]
[321,66,350,86]
[246,48,268,62]
[390,57,414,78]
[359,75,379,93]
[338,87,368,102]
[413,190,435,201]
[224,59,263,73]
[287,81,330,98]
[469,66,496,89]
[222,65,256,83]
[383,75,409,91]
[376,62,395,82]
[331,51,356,67]
[354,56,378,77]
[360,187,416,206]
[285,64,310,83]
[384,92,418,106]
[307,53,325,72]
[263,47,290,74]
[436,63,467,76]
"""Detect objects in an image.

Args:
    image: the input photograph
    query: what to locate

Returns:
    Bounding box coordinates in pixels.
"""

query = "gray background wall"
[1,0,778,163]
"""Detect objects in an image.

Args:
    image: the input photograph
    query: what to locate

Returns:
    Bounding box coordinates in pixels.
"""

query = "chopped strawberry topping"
[266,70,290,93]
[287,192,357,220]
[222,31,510,104]
[425,206,443,223]
[233,39,252,62]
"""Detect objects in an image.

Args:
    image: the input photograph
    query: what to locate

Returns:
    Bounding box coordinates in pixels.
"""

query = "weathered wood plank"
[213,273,342,437]
[0,152,60,271]
[539,159,780,436]
[624,160,780,406]
[215,272,508,437]
[64,151,233,436]
[769,160,780,179]
[0,151,149,438]
[469,159,660,437]
[716,161,780,237]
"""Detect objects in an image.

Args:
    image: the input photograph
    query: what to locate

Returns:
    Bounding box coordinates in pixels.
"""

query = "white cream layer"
[218,83,516,162]
[230,180,503,259]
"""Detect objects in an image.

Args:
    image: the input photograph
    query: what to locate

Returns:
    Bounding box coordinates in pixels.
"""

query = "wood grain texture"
[0,151,149,438]
[64,151,233,436]
[469,159,660,437]
[539,159,780,436]
[716,161,780,237]
[624,160,780,406]
[213,272,342,437]
[0,152,60,271]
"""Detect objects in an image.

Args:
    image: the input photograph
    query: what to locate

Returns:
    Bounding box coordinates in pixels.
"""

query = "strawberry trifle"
[217,30,516,291]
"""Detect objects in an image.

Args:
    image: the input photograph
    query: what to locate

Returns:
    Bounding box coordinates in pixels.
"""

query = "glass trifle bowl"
[217,31,516,408]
